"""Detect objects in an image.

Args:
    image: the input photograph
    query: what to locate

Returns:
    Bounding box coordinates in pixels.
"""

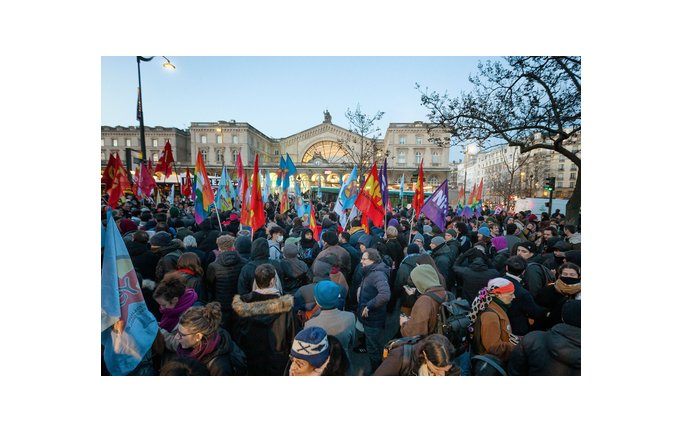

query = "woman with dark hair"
[173,302,247,376]
[298,228,320,267]
[153,273,199,333]
[175,252,206,302]
[374,334,460,376]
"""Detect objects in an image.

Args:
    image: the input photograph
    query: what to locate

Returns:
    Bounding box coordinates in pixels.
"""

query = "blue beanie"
[290,327,330,368]
[478,226,491,238]
[314,280,341,310]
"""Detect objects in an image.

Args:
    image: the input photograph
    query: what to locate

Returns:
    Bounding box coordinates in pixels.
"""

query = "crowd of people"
[101,193,581,376]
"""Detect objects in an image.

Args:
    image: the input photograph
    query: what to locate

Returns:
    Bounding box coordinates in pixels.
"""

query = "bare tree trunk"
[566,168,581,225]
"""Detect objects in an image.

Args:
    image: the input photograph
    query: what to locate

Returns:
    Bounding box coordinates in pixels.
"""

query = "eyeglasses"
[176,330,197,338]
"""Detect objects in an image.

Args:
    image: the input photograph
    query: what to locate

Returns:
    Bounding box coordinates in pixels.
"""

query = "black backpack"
[424,291,472,357]
[527,262,556,288]
[471,354,507,376]
[382,335,423,375]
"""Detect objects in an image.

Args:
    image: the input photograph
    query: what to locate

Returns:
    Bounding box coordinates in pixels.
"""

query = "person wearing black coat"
[502,256,548,336]
[428,237,455,291]
[452,257,500,305]
[125,231,160,281]
[508,300,581,376]
[206,235,247,332]
[237,238,284,295]
[193,218,221,253]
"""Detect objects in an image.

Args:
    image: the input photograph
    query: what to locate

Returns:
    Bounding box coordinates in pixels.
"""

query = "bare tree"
[338,104,385,180]
[417,56,581,223]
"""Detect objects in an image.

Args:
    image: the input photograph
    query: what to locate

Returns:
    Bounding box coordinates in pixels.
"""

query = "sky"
[101,56,497,162]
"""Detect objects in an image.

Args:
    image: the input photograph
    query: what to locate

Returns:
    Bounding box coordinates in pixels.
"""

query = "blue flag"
[101,209,158,375]
[295,181,306,217]
[420,179,449,232]
[276,156,286,188]
[227,168,237,200]
[262,170,271,203]
[400,173,405,201]
[283,153,297,191]
[333,166,358,216]
[215,166,233,211]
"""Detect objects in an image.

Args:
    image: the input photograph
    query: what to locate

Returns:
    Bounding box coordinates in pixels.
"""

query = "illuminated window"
[152,139,158,147]
[415,151,422,165]
[125,138,131,147]
[112,139,118,147]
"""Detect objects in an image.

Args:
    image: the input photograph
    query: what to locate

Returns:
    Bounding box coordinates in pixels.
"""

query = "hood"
[400,254,420,269]
[362,261,391,277]
[431,243,450,257]
[299,229,317,247]
[250,238,270,260]
[235,236,252,255]
[216,250,244,266]
[410,264,442,294]
[232,294,294,319]
[125,240,149,257]
[358,234,374,248]
[283,244,299,259]
[158,239,183,255]
[546,323,581,369]
[470,257,489,271]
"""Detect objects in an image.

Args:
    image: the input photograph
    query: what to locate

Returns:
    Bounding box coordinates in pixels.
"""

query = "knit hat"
[283,243,299,259]
[290,327,330,368]
[119,218,138,234]
[517,241,537,254]
[229,213,239,221]
[562,300,581,328]
[430,236,445,247]
[150,231,172,247]
[446,229,458,238]
[528,214,538,222]
[410,264,441,294]
[412,233,424,244]
[478,226,491,238]
[235,236,252,255]
[169,207,179,218]
[491,236,508,251]
[284,236,300,247]
[422,225,433,235]
[314,280,341,310]
[487,277,515,294]
[407,243,420,255]
[388,218,399,228]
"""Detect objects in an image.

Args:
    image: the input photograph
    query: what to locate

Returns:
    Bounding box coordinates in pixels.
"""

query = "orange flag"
[354,162,385,228]
[468,181,477,205]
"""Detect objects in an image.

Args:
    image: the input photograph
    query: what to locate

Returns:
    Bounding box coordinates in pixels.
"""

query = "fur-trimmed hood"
[232,294,294,318]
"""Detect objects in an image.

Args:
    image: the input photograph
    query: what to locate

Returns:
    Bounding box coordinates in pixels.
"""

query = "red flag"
[309,204,320,240]
[239,166,251,227]
[106,154,131,207]
[354,162,385,228]
[101,154,117,189]
[182,168,192,198]
[475,178,484,203]
[138,160,157,198]
[249,154,266,232]
[154,140,175,177]
[468,182,477,205]
[412,160,425,219]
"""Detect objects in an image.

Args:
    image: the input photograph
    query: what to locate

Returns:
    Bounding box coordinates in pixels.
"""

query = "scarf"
[158,288,198,332]
[177,331,221,361]
[555,278,581,296]
[492,296,510,312]
[177,268,196,276]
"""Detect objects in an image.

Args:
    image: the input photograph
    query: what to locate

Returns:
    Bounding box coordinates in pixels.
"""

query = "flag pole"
[408,207,416,244]
[214,205,223,233]
[172,161,182,203]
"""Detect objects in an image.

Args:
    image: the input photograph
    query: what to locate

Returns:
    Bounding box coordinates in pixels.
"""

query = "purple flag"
[421,179,448,232]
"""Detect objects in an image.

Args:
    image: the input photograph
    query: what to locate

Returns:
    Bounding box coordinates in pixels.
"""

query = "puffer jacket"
[356,261,391,328]
[206,250,247,329]
[453,257,501,305]
[507,323,580,376]
[189,328,246,376]
[231,292,296,376]
[237,238,284,295]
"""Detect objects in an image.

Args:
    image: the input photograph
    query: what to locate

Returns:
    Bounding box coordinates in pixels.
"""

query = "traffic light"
[544,177,556,191]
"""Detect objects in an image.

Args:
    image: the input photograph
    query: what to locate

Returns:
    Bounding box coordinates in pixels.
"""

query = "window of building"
[428,176,439,187]
[152,139,159,147]
[558,164,564,171]
[217,135,223,144]
[570,182,575,188]
[232,149,239,163]
[398,151,406,164]
[217,149,224,164]
[152,153,158,162]
[201,135,207,144]
[416,136,422,145]
[570,173,576,180]
[101,151,106,161]
[275,150,280,155]
[112,139,118,147]
[558,182,563,188]
[570,165,577,171]
[399,136,406,145]
[432,151,440,165]
[200,149,208,163]
[125,138,131,147]
[232,135,238,144]
[415,151,422,165]
[101,139,104,147]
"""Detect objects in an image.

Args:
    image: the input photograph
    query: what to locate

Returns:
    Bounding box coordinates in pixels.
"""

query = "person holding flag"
[102,209,158,375]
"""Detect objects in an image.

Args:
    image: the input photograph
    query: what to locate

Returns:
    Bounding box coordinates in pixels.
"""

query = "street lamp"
[137,56,175,164]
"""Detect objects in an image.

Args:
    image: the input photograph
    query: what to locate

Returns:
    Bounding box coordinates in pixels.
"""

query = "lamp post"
[137,56,175,164]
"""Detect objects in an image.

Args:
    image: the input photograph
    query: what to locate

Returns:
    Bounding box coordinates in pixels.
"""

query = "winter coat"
[430,243,455,289]
[453,257,501,305]
[472,300,515,364]
[400,287,447,337]
[298,230,321,266]
[373,337,460,376]
[154,240,184,282]
[384,239,405,270]
[315,244,351,281]
[237,238,284,295]
[206,251,247,330]
[268,239,283,260]
[393,254,421,314]
[231,292,296,376]
[457,233,472,253]
[126,240,160,281]
[356,261,391,328]
[445,239,460,263]
[182,328,245,376]
[507,323,580,376]
[194,226,221,253]
[504,275,548,336]
[280,257,311,294]
[175,271,206,303]
[349,226,365,247]
[305,308,356,360]
[340,243,361,274]
[522,258,551,299]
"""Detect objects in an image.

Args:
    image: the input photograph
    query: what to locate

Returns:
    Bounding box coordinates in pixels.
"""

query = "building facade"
[101,125,190,168]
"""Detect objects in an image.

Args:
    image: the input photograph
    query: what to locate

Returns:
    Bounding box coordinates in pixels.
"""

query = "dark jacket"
[126,240,160,281]
[154,240,184,282]
[522,257,551,299]
[453,257,501,305]
[237,238,284,295]
[445,239,460,263]
[504,275,548,336]
[393,254,421,313]
[356,261,391,328]
[280,257,311,294]
[198,328,246,376]
[206,250,247,330]
[373,337,460,376]
[430,243,455,290]
[507,323,580,376]
[384,238,405,270]
[340,242,361,274]
[193,221,221,253]
[298,229,321,266]
[176,271,206,303]
[231,292,296,376]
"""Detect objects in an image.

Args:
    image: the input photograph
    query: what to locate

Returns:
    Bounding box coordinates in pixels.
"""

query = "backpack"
[424,291,472,357]
[527,262,556,288]
[471,354,507,376]
[382,335,423,376]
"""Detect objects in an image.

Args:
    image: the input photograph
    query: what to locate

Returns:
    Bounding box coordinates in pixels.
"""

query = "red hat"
[229,214,239,221]
[528,214,538,222]
[487,278,515,294]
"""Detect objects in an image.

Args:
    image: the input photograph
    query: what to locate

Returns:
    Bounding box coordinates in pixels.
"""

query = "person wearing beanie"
[287,327,350,376]
[502,256,549,336]
[411,233,426,254]
[421,225,433,250]
[428,236,456,291]
[306,281,357,362]
[206,235,247,332]
[234,235,252,261]
[507,299,580,376]
[118,218,138,242]
[315,229,351,281]
[454,222,472,254]
[298,228,321,267]
[236,238,285,296]
[470,277,518,367]
[280,243,311,294]
[399,265,449,337]
[444,229,461,263]
[357,234,374,252]
[535,262,581,329]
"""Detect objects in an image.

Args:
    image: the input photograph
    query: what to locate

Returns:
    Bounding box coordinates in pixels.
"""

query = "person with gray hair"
[181,234,208,274]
